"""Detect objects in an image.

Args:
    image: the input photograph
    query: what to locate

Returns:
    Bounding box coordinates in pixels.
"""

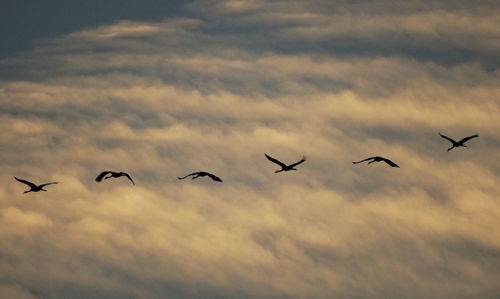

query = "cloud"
[189,0,500,67]
[0,285,36,299]
[1,0,500,298]
[68,21,164,40]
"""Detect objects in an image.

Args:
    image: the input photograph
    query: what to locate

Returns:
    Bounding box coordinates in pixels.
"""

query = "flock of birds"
[14,133,479,193]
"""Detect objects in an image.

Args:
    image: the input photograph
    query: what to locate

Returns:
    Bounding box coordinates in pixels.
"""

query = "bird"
[178,171,223,182]
[352,156,399,167]
[265,153,306,173]
[14,177,58,193]
[95,171,135,184]
[439,133,479,151]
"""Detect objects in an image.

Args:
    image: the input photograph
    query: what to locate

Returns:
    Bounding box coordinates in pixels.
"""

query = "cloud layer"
[1,1,500,298]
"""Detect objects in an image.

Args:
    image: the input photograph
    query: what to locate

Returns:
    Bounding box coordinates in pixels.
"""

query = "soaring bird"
[14,177,58,193]
[352,156,399,167]
[178,171,223,182]
[439,133,479,151]
[265,153,306,173]
[95,171,135,185]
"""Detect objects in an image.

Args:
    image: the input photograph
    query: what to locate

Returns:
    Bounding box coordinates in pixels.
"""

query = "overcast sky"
[1,1,500,298]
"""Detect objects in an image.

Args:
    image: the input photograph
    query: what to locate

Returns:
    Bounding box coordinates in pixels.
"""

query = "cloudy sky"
[1,1,500,298]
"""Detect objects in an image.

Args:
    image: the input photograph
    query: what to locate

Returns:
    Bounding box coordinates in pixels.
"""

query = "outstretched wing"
[288,156,306,168]
[95,171,112,182]
[178,172,198,180]
[264,154,287,168]
[352,157,376,164]
[121,173,135,185]
[207,173,223,182]
[14,177,37,189]
[381,158,399,168]
[459,134,479,144]
[39,182,58,188]
[439,133,456,144]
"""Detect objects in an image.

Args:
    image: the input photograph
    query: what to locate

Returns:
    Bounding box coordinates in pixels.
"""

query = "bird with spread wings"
[439,133,479,151]
[95,171,135,185]
[14,177,58,193]
[265,154,306,173]
[352,156,399,167]
[178,171,223,182]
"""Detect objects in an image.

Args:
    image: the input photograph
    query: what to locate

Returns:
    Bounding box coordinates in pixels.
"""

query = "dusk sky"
[1,1,500,298]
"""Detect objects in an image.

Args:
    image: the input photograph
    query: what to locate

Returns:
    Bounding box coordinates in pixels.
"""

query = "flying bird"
[95,171,135,185]
[352,156,399,167]
[265,153,306,173]
[439,133,479,151]
[14,177,58,193]
[178,171,223,182]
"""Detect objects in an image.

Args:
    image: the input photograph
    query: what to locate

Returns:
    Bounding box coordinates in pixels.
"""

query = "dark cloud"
[189,0,500,68]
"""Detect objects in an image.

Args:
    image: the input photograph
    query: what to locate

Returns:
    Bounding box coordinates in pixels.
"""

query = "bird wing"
[459,134,479,144]
[439,133,456,144]
[121,173,135,185]
[381,158,399,167]
[178,172,198,180]
[39,182,58,188]
[14,177,38,188]
[352,157,376,164]
[207,173,223,182]
[264,154,287,168]
[95,171,112,182]
[288,156,306,168]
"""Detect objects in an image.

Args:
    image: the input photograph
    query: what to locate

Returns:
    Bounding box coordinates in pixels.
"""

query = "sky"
[1,1,500,298]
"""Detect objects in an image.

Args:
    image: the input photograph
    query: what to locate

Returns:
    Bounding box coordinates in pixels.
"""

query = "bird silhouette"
[178,171,223,182]
[95,171,135,184]
[265,153,306,173]
[14,177,58,193]
[439,133,479,151]
[352,156,399,167]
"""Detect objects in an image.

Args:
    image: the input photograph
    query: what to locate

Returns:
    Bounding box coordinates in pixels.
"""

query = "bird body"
[14,177,58,193]
[265,154,306,173]
[439,133,479,151]
[178,171,223,182]
[352,156,399,167]
[95,171,135,184]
